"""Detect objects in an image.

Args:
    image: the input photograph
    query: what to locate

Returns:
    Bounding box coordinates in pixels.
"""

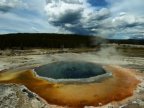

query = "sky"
[0,0,144,39]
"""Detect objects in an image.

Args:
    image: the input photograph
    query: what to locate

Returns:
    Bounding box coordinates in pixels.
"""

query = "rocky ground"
[0,84,48,108]
[0,45,144,108]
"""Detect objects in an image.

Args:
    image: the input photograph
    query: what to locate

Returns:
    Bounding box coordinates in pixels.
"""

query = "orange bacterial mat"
[0,65,140,107]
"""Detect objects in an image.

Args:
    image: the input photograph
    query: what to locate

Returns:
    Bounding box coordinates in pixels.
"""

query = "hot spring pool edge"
[33,61,112,83]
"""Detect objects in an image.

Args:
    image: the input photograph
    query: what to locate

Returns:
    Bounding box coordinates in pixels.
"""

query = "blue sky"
[0,0,144,39]
[88,0,108,7]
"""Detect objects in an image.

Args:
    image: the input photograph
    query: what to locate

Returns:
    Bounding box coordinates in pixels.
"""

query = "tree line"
[0,33,98,50]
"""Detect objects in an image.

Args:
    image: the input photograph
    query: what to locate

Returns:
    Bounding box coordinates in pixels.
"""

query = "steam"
[97,45,122,59]
[0,45,136,71]
[94,46,127,65]
[41,46,129,66]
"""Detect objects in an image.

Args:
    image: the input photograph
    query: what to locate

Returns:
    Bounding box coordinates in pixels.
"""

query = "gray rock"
[0,84,49,108]
[120,99,144,108]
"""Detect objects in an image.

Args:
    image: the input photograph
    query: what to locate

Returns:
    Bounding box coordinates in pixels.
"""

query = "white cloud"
[112,13,137,27]
[0,0,26,11]
[0,0,58,34]
[99,0,144,39]
[0,0,144,39]
[44,0,111,35]
[0,12,56,33]
[107,0,144,15]
[44,0,144,39]
[0,0,20,7]
[45,0,83,23]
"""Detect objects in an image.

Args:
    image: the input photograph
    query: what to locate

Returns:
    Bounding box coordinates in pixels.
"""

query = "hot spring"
[34,61,111,83]
[0,61,140,107]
